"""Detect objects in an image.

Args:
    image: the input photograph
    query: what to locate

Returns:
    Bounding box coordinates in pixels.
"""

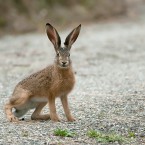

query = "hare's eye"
[68,53,70,57]
[57,53,59,57]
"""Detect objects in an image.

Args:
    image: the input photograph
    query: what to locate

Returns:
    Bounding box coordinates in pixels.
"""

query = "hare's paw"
[7,115,19,122]
[50,114,60,122]
[67,116,76,122]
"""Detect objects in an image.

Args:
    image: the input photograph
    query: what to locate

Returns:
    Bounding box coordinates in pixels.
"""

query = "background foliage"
[0,0,145,34]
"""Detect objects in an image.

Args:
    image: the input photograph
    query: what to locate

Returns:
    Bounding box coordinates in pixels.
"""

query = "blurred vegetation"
[0,0,144,34]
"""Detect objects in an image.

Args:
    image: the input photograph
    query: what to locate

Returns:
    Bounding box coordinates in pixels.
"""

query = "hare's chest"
[53,78,75,96]
[61,78,75,90]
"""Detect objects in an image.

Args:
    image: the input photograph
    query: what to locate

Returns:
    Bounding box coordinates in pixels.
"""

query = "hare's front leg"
[31,102,50,120]
[48,97,60,122]
[60,95,75,122]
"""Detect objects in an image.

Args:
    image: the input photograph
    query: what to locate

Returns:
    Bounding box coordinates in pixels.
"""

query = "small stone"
[139,133,145,137]
[21,118,25,121]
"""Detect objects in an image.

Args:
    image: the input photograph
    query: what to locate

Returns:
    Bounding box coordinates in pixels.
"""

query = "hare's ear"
[64,24,81,49]
[46,23,61,50]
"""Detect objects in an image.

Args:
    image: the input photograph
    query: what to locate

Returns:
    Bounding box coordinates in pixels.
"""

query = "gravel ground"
[0,19,145,145]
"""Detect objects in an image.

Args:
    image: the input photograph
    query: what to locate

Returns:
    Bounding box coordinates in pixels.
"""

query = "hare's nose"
[62,62,67,65]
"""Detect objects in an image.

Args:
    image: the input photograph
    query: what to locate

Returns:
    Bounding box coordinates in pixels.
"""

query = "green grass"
[54,128,76,137]
[87,130,125,143]
[128,131,136,138]
[53,128,135,142]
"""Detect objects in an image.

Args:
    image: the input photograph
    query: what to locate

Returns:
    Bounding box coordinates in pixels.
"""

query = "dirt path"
[0,19,145,144]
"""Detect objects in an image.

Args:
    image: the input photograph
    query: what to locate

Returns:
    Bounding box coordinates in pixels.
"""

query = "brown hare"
[4,23,81,122]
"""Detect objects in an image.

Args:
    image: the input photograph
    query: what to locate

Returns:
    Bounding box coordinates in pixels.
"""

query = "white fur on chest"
[31,97,48,102]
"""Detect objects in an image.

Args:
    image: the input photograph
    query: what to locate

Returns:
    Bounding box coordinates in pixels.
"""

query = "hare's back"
[15,66,53,94]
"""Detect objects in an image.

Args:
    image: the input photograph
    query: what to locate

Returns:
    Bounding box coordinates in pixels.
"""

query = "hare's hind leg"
[31,102,50,120]
[5,102,19,122]
[5,92,30,122]
[14,109,29,118]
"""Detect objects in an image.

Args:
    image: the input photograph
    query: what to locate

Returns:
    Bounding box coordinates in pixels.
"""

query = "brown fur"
[4,23,81,122]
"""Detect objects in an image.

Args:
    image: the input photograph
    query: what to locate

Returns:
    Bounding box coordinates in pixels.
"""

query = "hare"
[4,23,81,122]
